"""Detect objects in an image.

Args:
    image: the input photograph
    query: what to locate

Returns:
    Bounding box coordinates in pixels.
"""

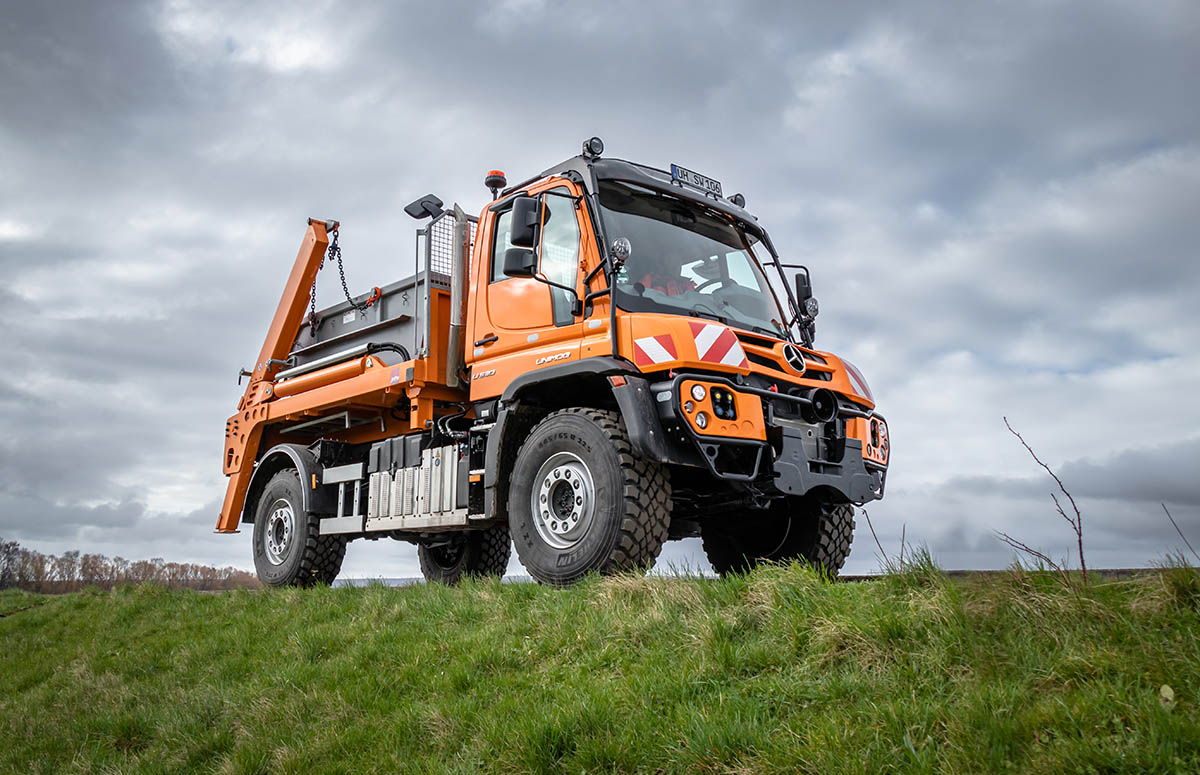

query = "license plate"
[671,164,723,197]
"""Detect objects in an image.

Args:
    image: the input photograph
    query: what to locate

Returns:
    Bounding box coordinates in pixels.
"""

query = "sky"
[1,0,1198,579]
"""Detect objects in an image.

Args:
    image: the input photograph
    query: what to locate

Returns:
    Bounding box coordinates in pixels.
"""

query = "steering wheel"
[694,277,724,292]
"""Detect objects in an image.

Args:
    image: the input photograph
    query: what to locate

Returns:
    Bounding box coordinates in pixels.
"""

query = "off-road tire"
[508,408,671,586]
[418,524,511,585]
[702,498,854,578]
[252,468,347,587]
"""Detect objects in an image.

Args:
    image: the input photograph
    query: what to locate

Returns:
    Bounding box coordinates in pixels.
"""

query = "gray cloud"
[2,0,1198,578]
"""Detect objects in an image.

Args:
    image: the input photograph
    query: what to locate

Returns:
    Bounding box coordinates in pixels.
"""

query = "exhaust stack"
[445,204,469,388]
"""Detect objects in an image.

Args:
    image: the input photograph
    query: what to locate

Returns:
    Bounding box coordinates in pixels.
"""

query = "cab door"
[468,178,587,400]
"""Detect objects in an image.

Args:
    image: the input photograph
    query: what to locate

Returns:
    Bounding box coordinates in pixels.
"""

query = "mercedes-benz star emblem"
[783,343,807,375]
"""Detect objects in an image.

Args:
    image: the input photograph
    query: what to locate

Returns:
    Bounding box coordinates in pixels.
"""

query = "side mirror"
[403,194,445,220]
[509,194,540,248]
[503,247,537,278]
[794,268,813,302]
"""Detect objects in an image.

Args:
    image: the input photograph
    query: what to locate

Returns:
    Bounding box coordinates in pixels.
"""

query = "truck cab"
[218,138,889,586]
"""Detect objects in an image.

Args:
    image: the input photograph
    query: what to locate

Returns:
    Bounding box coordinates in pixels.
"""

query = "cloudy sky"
[2,0,1198,578]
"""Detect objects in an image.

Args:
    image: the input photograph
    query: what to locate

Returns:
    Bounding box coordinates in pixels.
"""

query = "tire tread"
[516,407,671,582]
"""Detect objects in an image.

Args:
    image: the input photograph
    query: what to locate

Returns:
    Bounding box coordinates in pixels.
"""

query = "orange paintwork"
[848,416,890,467]
[466,176,603,402]
[271,356,370,398]
[678,379,766,441]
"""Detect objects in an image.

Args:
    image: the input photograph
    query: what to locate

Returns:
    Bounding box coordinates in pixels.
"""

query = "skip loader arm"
[215,219,335,533]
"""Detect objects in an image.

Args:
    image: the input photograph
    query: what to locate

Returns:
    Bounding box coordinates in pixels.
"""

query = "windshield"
[598,180,788,339]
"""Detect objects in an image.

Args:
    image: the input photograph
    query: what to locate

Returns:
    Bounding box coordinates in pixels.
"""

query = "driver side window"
[538,188,580,326]
[489,209,514,283]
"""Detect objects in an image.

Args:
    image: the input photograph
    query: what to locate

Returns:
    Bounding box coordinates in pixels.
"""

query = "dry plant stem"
[1003,416,1088,585]
[861,508,892,569]
[996,531,1069,585]
[1161,502,1200,565]
[899,524,906,568]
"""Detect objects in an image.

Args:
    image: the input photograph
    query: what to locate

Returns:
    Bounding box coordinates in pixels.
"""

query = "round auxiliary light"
[730,193,746,208]
[695,412,709,430]
[690,384,707,401]
[804,297,820,318]
[611,236,632,263]
[583,136,605,158]
[683,400,695,413]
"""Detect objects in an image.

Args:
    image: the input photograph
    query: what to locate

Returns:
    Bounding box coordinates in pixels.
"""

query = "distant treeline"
[0,537,261,593]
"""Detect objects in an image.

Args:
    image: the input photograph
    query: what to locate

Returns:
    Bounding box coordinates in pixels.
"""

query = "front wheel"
[251,468,347,587]
[508,408,671,586]
[701,498,855,578]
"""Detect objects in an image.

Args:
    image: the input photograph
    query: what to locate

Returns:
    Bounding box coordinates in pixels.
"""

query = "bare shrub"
[0,536,260,593]
[997,417,1088,588]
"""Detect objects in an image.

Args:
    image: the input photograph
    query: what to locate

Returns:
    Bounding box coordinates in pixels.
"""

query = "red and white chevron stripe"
[842,359,874,402]
[632,334,678,367]
[689,321,748,368]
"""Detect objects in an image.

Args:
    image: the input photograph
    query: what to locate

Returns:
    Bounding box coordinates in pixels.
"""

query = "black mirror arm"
[535,273,585,317]
[763,249,805,346]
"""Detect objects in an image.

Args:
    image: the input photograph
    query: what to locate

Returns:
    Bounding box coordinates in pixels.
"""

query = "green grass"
[2,560,1198,774]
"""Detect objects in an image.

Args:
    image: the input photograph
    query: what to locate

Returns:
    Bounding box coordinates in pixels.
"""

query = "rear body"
[218,140,890,586]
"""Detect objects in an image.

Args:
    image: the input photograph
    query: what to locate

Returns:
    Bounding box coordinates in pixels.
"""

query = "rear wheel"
[701,497,854,578]
[508,408,671,586]
[418,524,511,585]
[251,469,347,587]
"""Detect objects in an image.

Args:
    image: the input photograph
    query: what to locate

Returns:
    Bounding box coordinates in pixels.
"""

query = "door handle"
[474,334,499,347]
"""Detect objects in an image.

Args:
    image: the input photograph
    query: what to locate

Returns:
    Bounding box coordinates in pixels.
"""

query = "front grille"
[747,352,785,372]
[735,331,781,348]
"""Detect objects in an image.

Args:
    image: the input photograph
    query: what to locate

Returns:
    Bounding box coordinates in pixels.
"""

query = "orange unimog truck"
[218,138,889,586]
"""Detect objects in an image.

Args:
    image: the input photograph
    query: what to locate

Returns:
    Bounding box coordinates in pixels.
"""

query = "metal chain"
[328,230,370,315]
[307,228,368,336]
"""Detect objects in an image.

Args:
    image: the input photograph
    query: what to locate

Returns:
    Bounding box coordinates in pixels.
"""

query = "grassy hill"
[2,561,1198,774]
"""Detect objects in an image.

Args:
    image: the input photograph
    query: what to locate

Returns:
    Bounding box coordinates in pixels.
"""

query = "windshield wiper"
[706,298,785,341]
[688,304,730,327]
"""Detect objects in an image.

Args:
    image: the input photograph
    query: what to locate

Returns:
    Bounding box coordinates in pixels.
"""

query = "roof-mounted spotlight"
[484,169,507,200]
[582,136,604,159]
[730,193,746,208]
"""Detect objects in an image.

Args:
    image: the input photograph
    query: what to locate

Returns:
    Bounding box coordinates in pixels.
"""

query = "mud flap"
[611,376,702,467]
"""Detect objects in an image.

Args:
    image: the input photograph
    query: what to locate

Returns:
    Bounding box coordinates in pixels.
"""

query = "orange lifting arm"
[215,218,334,533]
[253,218,336,383]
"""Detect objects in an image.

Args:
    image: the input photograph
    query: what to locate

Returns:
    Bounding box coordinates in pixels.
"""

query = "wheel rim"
[531,451,596,550]
[264,498,295,566]
[427,537,466,569]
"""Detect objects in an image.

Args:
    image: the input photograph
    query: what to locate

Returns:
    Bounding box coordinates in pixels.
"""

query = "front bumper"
[613,373,887,504]
[773,425,887,503]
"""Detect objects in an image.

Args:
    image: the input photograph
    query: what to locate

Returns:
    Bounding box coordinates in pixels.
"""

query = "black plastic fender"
[483,357,693,520]
[241,443,334,523]
[610,375,701,467]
